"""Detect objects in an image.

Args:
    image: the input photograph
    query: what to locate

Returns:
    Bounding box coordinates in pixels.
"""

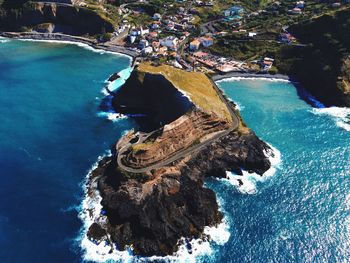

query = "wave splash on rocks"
[0,37,10,43]
[78,152,231,263]
[219,144,282,194]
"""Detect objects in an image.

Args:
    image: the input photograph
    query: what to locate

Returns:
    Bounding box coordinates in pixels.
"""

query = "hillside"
[0,0,114,35]
[86,64,272,257]
[137,63,232,122]
[275,8,350,106]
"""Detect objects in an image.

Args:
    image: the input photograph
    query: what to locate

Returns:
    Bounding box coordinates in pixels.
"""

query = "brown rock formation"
[121,110,229,168]
[85,64,272,256]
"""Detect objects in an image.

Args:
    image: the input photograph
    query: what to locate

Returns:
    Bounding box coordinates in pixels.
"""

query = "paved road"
[117,78,240,173]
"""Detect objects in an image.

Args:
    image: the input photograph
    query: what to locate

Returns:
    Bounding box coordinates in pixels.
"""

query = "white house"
[130,27,150,36]
[160,36,179,50]
[166,21,175,30]
[224,6,244,17]
[153,13,162,20]
[248,32,257,38]
[142,46,153,56]
[151,22,160,29]
[289,7,302,14]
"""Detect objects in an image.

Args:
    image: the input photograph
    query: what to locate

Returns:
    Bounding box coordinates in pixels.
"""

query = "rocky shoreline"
[81,64,274,257]
[84,127,272,257]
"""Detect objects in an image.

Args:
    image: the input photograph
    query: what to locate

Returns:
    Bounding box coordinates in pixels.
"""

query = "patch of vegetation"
[100,32,113,42]
[210,39,281,61]
[191,138,201,146]
[274,8,350,105]
[138,63,232,122]
[117,167,148,182]
[132,142,153,153]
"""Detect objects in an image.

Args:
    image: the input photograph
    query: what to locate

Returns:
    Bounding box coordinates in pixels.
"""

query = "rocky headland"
[84,63,273,257]
[275,8,350,107]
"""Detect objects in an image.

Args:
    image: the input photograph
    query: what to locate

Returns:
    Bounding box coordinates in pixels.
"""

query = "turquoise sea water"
[0,39,133,262]
[1,39,350,262]
[204,79,350,262]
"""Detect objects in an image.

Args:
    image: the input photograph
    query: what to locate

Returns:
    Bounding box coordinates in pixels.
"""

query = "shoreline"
[1,32,294,84]
[79,152,231,262]
[212,72,293,82]
[0,31,138,63]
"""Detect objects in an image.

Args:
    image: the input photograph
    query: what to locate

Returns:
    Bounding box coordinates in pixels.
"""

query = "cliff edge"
[84,63,273,256]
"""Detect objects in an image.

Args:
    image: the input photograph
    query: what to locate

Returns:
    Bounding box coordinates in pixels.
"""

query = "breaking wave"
[0,37,10,43]
[233,101,244,111]
[216,76,291,83]
[311,107,350,132]
[220,144,282,194]
[17,38,132,62]
[78,153,231,263]
[97,112,127,122]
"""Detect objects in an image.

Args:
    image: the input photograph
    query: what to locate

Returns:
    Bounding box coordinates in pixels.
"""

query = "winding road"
[117,78,240,173]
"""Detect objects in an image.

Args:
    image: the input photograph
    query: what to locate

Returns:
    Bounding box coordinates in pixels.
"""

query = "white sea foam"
[311,107,350,132]
[101,86,110,96]
[17,38,133,63]
[216,76,291,83]
[0,37,10,43]
[97,111,127,122]
[144,197,231,263]
[221,144,282,194]
[78,152,231,263]
[77,151,133,262]
[234,101,244,111]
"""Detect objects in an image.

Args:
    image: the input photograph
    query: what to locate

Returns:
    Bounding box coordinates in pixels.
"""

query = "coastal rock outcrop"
[275,8,350,107]
[0,2,113,35]
[85,63,273,256]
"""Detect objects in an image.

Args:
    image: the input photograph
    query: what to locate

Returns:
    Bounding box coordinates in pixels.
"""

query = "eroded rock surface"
[87,129,271,256]
[85,64,272,256]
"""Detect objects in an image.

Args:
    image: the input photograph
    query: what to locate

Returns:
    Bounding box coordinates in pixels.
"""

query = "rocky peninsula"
[84,63,274,257]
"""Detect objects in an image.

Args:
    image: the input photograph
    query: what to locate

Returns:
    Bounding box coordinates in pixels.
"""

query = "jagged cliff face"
[113,65,232,168]
[88,128,271,257]
[276,9,350,107]
[340,57,350,102]
[0,2,114,35]
[88,124,271,257]
[86,65,272,256]
[121,110,229,168]
[112,68,194,131]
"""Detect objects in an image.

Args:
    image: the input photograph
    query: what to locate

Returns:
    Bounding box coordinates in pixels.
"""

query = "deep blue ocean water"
[204,79,350,263]
[0,39,133,262]
[1,39,349,262]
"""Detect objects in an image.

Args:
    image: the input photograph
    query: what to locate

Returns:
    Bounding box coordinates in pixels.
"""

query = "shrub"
[100,32,113,42]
